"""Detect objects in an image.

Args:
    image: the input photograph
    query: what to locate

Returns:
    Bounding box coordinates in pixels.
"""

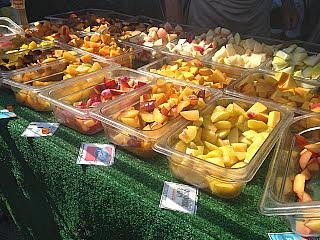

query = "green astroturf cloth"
[0,88,290,240]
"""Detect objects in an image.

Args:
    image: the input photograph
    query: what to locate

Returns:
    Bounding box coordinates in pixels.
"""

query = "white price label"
[159,181,198,214]
[21,122,59,137]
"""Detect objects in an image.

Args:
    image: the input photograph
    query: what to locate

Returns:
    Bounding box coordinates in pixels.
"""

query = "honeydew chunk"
[272,56,288,70]
[267,111,281,128]
[280,66,294,74]
[303,54,320,67]
[292,52,308,65]
[205,157,225,167]
[283,44,297,54]
[186,146,204,156]
[302,67,312,78]
[226,44,236,56]
[228,128,239,144]
[174,140,188,152]
[275,50,290,61]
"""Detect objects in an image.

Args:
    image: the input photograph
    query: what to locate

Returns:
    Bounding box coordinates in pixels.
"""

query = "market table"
[0,87,289,240]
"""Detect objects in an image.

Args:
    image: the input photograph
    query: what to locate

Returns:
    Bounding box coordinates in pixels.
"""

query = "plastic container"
[0,17,24,38]
[260,114,320,238]
[91,78,216,158]
[0,44,74,80]
[204,36,284,72]
[263,40,320,83]
[154,95,292,198]
[3,53,118,111]
[39,68,155,134]
[138,55,244,91]
[226,71,320,115]
[161,27,231,61]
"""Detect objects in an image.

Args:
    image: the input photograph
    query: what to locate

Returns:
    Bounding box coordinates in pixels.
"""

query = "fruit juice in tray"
[3,51,115,111]
[260,114,320,238]
[154,96,292,198]
[91,78,216,158]
[40,68,154,134]
[226,71,320,114]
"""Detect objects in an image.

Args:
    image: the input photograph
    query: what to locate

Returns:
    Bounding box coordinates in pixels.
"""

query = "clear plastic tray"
[39,68,155,134]
[203,36,284,72]
[0,44,72,79]
[138,55,245,91]
[260,114,320,237]
[161,27,231,61]
[0,17,24,38]
[154,95,292,198]
[226,71,320,115]
[91,78,216,158]
[262,40,320,83]
[3,52,118,111]
[120,19,192,53]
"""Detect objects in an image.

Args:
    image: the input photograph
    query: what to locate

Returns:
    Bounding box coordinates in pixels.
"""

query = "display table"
[0,88,288,240]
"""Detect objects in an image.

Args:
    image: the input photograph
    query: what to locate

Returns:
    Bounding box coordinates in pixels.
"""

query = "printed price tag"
[77,143,115,167]
[21,122,59,137]
[0,109,16,119]
[159,181,198,214]
[268,232,317,240]
[11,0,25,9]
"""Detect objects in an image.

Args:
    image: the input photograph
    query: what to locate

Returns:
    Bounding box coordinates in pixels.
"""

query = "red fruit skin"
[194,45,205,53]
[140,100,156,112]
[104,79,117,89]
[160,107,169,116]
[247,112,256,119]
[100,89,113,101]
[295,134,310,148]
[133,81,147,89]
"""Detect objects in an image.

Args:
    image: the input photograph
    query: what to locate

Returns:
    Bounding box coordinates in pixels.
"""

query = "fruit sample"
[129,23,183,47]
[212,35,279,68]
[52,76,147,134]
[0,47,69,72]
[169,101,280,198]
[291,135,320,236]
[10,52,109,111]
[149,58,231,89]
[105,79,210,157]
[25,21,80,43]
[271,44,320,80]
[67,31,134,67]
[234,72,320,113]
[166,27,232,58]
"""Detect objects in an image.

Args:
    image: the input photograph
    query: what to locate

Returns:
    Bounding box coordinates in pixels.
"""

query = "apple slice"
[180,110,200,121]
[140,111,154,123]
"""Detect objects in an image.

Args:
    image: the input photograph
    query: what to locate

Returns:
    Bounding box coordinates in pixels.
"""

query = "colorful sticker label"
[21,122,59,137]
[268,232,318,240]
[159,181,198,214]
[0,109,16,119]
[77,143,115,166]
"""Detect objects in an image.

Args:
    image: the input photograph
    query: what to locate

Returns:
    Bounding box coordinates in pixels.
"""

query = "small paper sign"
[159,181,198,214]
[0,109,16,119]
[268,232,317,240]
[21,122,59,137]
[77,143,115,166]
[11,0,25,9]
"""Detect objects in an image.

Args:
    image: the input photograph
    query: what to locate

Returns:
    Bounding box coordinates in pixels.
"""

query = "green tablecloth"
[0,88,289,240]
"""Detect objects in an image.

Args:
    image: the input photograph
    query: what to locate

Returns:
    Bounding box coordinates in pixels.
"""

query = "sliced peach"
[295,221,312,236]
[305,219,320,232]
[301,168,311,181]
[307,158,320,172]
[301,192,313,203]
[299,150,312,170]
[293,174,305,199]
